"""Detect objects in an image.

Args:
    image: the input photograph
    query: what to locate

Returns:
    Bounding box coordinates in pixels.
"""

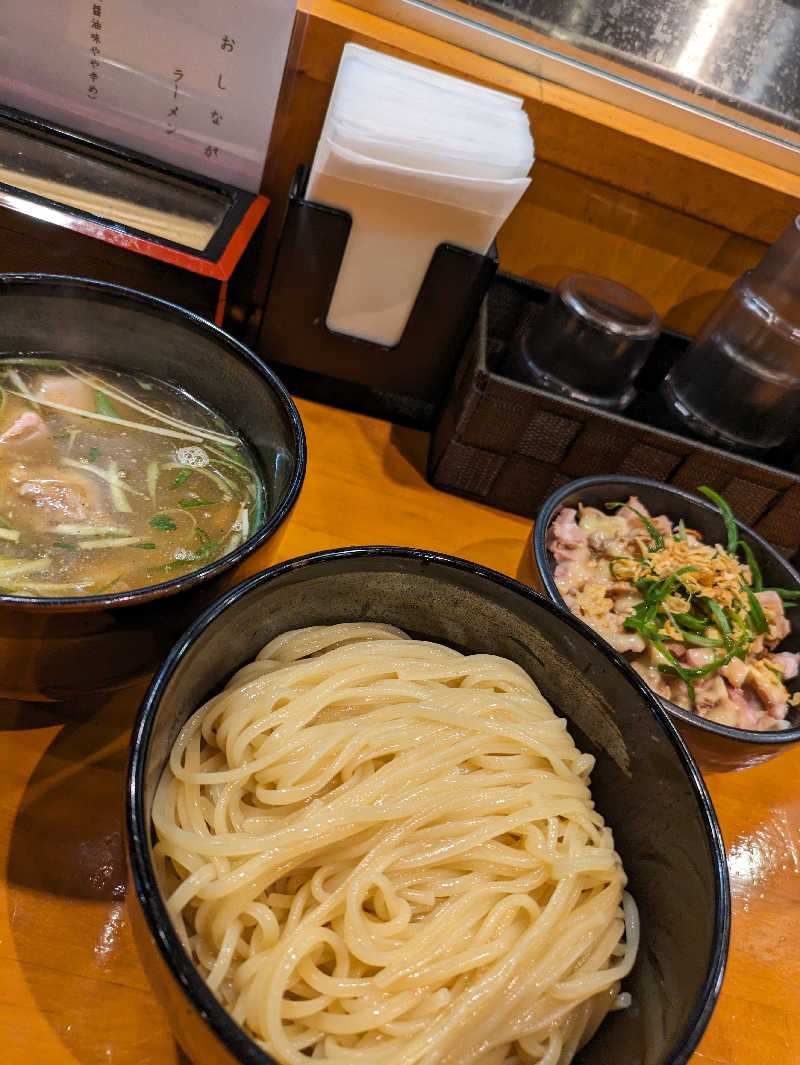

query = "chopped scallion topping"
[605,501,664,550]
[736,539,763,592]
[745,588,769,635]
[94,391,121,418]
[150,514,178,531]
[94,575,121,594]
[698,485,737,554]
[592,488,800,712]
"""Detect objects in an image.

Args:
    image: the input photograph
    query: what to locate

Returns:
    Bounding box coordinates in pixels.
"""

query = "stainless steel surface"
[465,0,800,135]
[350,0,800,172]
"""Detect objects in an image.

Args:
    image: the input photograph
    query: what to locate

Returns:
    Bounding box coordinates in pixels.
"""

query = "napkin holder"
[256,166,498,426]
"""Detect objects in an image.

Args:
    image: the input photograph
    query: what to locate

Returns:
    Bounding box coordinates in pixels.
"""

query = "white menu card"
[0,0,298,192]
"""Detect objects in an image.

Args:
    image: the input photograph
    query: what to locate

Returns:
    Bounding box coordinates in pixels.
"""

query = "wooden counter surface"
[2,396,799,1064]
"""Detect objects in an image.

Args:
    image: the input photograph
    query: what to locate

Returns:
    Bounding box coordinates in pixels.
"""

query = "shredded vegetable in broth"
[0,358,263,597]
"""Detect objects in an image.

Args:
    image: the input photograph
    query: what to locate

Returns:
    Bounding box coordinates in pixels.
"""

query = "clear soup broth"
[0,358,263,597]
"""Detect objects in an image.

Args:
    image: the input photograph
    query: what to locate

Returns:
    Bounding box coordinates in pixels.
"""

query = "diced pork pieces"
[550,495,798,732]
[547,508,589,564]
[34,374,95,411]
[10,464,105,525]
[755,590,791,643]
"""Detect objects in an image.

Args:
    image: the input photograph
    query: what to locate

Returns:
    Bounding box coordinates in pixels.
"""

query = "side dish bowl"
[532,475,800,772]
[0,274,306,700]
[127,546,729,1065]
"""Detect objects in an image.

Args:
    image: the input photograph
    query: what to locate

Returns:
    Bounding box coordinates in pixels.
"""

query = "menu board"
[0,0,298,192]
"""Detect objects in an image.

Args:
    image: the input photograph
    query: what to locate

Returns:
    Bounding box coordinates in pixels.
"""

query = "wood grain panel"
[498,161,768,332]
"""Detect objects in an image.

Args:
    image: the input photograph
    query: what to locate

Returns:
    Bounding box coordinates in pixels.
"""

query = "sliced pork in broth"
[0,358,263,597]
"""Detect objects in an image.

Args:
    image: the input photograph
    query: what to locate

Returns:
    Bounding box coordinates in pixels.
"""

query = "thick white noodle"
[153,623,638,1065]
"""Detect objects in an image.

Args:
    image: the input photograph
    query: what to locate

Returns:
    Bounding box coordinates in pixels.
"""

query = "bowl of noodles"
[531,475,800,772]
[0,274,306,700]
[127,546,729,1065]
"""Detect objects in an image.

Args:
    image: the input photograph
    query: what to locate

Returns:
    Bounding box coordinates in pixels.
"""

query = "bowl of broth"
[0,274,306,700]
[127,546,729,1065]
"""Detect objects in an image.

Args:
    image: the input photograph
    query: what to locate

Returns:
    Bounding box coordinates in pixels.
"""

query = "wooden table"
[1,396,798,1064]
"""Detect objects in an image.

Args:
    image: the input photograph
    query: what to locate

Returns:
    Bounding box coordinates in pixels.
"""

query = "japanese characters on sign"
[1,0,299,191]
[87,2,102,101]
[166,68,183,135]
[203,35,234,159]
[164,33,238,161]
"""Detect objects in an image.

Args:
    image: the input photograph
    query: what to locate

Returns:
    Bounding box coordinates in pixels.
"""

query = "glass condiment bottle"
[662,214,800,453]
[505,274,660,411]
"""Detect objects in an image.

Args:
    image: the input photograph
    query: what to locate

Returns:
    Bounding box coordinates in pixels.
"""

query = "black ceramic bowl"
[127,546,729,1065]
[532,475,800,772]
[0,274,306,700]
